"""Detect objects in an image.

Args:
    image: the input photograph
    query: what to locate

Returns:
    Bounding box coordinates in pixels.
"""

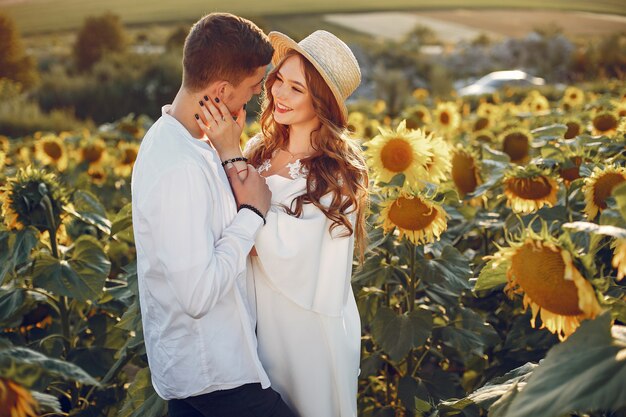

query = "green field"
[1,0,625,34]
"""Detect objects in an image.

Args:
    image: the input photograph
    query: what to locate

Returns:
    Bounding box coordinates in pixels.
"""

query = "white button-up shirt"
[131,105,270,400]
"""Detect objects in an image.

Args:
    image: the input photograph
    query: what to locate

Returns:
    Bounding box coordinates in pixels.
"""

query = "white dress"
[247,141,361,417]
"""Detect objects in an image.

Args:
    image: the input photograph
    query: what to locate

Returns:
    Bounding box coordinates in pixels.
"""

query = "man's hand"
[195,96,246,161]
[225,163,271,216]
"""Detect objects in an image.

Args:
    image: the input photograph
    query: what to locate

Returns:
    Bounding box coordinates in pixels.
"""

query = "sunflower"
[379,190,447,245]
[34,134,69,171]
[0,135,10,153]
[503,166,559,214]
[591,111,619,136]
[521,91,550,115]
[583,165,626,219]
[563,117,585,140]
[486,228,602,340]
[402,104,432,130]
[347,111,367,138]
[500,128,533,164]
[424,134,451,184]
[559,156,583,184]
[0,378,38,417]
[117,117,146,139]
[476,102,501,119]
[364,120,432,186]
[364,119,382,141]
[0,151,5,172]
[471,114,495,132]
[78,137,108,168]
[373,100,387,114]
[612,238,626,281]
[0,166,67,232]
[616,101,626,119]
[451,147,481,196]
[433,102,461,133]
[113,142,139,177]
[472,130,497,144]
[87,166,107,186]
[561,86,585,110]
[412,88,429,101]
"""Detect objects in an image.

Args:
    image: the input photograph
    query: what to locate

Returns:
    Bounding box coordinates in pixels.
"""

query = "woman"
[244,31,368,416]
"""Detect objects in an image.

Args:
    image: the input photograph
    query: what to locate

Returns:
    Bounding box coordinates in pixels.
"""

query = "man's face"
[223,66,267,116]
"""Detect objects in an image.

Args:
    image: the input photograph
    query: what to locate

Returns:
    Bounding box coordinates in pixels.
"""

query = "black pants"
[168,383,297,417]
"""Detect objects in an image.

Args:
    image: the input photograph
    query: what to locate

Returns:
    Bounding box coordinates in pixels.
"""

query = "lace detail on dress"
[258,159,272,174]
[257,158,308,179]
[287,160,309,180]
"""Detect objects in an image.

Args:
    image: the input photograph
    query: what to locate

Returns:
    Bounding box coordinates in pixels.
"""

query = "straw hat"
[268,30,361,120]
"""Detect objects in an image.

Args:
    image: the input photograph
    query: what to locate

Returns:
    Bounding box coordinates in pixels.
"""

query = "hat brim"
[268,31,349,121]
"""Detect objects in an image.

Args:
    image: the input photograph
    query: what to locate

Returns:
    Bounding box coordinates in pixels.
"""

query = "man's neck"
[168,87,205,139]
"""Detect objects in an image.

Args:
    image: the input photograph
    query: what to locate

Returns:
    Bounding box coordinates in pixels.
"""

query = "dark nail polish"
[194,114,199,120]
[199,100,204,107]
[214,97,220,103]
[204,95,209,101]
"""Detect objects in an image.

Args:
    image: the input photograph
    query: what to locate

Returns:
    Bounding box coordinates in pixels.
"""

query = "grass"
[1,0,625,34]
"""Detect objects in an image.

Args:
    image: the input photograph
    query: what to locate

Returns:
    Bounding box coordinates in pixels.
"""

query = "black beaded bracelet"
[238,204,266,225]
[221,157,248,167]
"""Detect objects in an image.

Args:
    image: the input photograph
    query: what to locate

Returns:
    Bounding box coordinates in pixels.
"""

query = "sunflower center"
[593,172,626,210]
[388,197,437,231]
[593,114,618,132]
[122,148,138,165]
[503,133,529,163]
[507,176,552,200]
[43,141,62,160]
[564,122,581,139]
[439,111,450,125]
[474,117,489,131]
[452,152,478,194]
[380,138,414,173]
[82,145,104,163]
[560,157,582,182]
[510,242,583,316]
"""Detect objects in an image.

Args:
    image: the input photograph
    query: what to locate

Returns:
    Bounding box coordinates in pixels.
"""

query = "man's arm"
[147,164,263,319]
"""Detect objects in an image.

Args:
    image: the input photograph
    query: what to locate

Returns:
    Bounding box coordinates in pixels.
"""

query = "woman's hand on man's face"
[195,95,247,160]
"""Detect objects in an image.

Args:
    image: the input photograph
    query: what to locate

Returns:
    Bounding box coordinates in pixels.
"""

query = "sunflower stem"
[565,182,572,222]
[40,194,58,258]
[40,193,72,374]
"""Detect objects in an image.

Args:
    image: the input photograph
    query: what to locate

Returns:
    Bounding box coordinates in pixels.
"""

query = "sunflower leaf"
[612,182,626,222]
[474,259,508,293]
[371,307,433,361]
[0,227,39,285]
[118,367,167,417]
[66,190,112,235]
[32,235,110,302]
[531,124,567,139]
[504,312,626,417]
[0,346,99,387]
[111,203,134,242]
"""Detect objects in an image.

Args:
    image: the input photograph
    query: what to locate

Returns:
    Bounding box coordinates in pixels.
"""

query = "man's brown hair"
[182,13,273,92]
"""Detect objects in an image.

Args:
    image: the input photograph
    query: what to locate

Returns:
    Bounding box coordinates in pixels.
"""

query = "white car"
[457,70,546,97]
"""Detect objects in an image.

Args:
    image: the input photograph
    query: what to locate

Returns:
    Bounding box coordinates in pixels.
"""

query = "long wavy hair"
[246,51,369,261]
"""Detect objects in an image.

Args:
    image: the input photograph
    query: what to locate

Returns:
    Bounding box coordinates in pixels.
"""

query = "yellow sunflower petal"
[379,193,447,245]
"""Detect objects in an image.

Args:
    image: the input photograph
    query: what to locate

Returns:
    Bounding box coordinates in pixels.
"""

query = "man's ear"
[205,81,229,100]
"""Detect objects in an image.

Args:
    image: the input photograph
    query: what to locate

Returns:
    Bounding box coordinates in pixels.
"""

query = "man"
[131,13,295,417]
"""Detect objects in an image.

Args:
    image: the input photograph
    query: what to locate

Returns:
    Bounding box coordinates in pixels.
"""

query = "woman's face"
[270,55,318,128]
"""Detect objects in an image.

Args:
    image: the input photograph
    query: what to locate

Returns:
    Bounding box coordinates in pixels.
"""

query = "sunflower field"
[1,83,626,417]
